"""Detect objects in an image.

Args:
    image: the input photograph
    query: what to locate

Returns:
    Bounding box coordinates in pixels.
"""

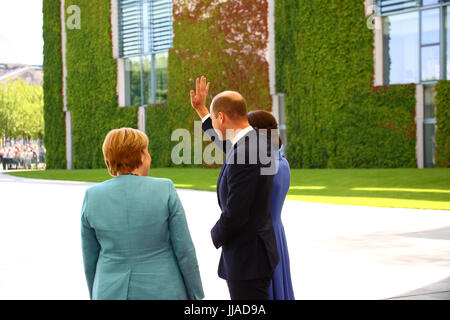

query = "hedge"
[43,0,66,169]
[275,0,417,168]
[435,81,450,167]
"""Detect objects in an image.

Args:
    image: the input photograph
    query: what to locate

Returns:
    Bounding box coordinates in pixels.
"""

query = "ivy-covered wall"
[45,0,440,169]
[275,0,417,168]
[43,0,270,169]
[64,0,137,169]
[43,0,66,169]
[435,80,450,167]
[148,0,271,167]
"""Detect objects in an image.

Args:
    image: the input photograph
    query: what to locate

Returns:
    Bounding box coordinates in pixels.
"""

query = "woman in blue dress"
[248,110,295,300]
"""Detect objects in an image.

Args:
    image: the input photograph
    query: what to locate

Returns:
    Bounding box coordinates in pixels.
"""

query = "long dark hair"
[247,110,282,148]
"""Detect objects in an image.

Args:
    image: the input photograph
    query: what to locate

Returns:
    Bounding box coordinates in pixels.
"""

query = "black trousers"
[226,277,271,300]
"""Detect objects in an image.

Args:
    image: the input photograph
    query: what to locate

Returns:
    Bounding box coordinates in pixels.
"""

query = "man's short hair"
[102,127,149,177]
[211,91,248,121]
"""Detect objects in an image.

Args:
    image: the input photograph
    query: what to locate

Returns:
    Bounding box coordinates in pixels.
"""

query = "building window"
[421,8,440,81]
[123,53,168,106]
[383,12,419,84]
[118,0,172,106]
[378,0,450,85]
[423,85,437,167]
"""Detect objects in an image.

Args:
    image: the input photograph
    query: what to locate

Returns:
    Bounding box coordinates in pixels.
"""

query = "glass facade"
[383,12,419,84]
[124,57,142,107]
[421,8,440,81]
[423,86,437,168]
[124,53,168,106]
[378,1,449,168]
[155,52,168,104]
[421,45,441,81]
[118,0,173,57]
[381,1,449,84]
[423,0,440,5]
[424,122,436,167]
[424,85,436,119]
[421,8,440,45]
[118,0,172,106]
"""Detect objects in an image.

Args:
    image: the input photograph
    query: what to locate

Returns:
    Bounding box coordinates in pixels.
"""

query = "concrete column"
[60,0,67,112]
[60,0,73,170]
[365,0,384,86]
[416,85,424,169]
[65,111,73,169]
[111,0,119,59]
[111,0,127,108]
[116,58,127,107]
[272,95,279,125]
[138,107,146,133]
[373,15,384,86]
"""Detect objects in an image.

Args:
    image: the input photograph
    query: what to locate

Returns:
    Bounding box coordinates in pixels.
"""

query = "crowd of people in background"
[0,142,46,170]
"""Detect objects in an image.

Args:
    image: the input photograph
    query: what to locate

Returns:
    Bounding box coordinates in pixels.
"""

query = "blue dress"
[268,147,295,300]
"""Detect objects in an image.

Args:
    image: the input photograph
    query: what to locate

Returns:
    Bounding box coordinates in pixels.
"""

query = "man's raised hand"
[190,76,210,119]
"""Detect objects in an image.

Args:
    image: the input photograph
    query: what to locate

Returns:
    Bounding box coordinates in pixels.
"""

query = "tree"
[0,79,44,140]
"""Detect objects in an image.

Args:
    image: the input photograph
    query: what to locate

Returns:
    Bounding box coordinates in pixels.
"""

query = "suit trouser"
[226,277,272,300]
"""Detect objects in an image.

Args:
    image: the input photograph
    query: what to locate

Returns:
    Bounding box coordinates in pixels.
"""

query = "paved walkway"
[0,172,449,300]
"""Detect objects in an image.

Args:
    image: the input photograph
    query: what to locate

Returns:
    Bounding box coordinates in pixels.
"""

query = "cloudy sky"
[0,0,43,65]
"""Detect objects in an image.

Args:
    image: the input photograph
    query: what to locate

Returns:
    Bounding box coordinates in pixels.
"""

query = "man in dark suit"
[190,76,279,300]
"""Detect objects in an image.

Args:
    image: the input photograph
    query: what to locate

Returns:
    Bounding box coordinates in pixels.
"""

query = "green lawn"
[5,168,450,210]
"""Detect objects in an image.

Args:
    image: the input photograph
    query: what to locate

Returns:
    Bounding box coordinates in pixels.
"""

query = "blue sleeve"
[80,190,100,299]
[167,181,205,300]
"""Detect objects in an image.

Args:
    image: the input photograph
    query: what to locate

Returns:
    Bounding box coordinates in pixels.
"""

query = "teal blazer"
[81,175,204,300]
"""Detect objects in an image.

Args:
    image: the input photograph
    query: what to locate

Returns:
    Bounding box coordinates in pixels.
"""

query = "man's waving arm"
[190,76,229,154]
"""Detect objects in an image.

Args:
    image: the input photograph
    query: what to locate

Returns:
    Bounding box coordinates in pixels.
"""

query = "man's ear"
[218,112,225,124]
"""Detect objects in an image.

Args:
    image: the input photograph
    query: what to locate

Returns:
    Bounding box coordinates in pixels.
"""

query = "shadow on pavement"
[387,276,450,300]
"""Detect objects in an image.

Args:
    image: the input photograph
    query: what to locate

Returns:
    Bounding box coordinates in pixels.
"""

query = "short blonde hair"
[102,128,149,177]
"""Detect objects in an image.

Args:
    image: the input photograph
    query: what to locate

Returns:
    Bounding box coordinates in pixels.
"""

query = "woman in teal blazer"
[81,128,204,300]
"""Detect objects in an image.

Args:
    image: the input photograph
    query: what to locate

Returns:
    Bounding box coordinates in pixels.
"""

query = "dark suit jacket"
[202,117,280,281]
